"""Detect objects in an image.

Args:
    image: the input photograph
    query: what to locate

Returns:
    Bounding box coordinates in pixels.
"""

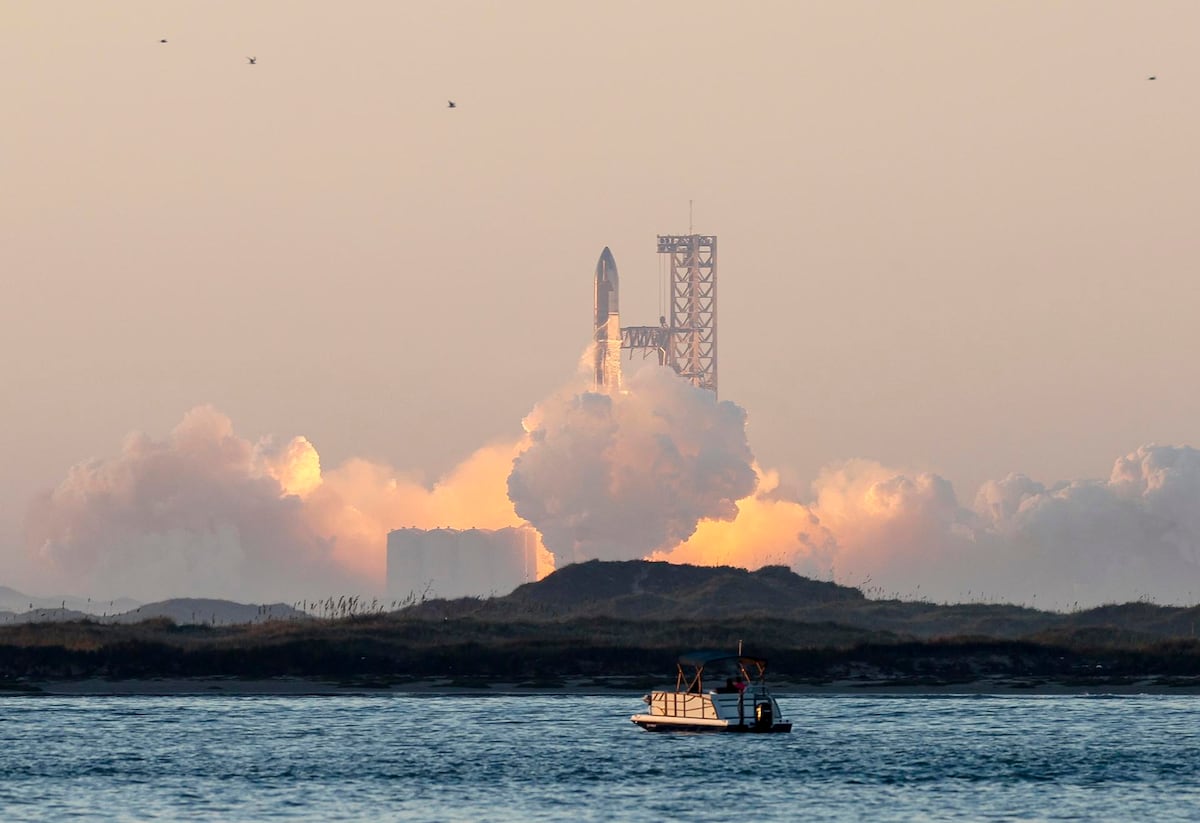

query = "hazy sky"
[4,1,1200,599]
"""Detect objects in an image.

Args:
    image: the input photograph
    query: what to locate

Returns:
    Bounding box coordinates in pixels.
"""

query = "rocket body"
[594,247,622,392]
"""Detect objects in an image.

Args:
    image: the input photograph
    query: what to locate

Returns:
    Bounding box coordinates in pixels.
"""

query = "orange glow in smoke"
[652,465,834,573]
[264,434,556,585]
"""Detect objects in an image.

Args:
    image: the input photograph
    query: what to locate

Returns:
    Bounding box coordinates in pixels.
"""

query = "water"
[2,693,1199,821]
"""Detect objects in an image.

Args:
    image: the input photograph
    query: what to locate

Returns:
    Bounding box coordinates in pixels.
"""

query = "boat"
[630,650,792,733]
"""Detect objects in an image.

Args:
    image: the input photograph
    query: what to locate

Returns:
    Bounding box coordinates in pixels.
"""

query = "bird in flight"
[247,56,257,65]
[1148,75,1157,80]
[159,39,168,44]
[447,100,456,108]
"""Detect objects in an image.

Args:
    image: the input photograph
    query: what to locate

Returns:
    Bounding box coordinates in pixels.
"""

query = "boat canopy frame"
[675,651,769,694]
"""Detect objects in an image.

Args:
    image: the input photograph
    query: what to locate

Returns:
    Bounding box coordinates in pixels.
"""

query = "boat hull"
[633,688,791,734]
[630,714,792,733]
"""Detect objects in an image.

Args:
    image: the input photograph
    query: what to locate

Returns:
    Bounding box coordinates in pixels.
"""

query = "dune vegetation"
[4,561,1200,688]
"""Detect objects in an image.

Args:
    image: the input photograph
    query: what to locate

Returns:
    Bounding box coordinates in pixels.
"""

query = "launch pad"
[593,234,718,395]
[389,232,722,601]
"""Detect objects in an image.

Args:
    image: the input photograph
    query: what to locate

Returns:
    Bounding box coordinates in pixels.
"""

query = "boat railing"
[647,691,718,719]
[711,689,773,724]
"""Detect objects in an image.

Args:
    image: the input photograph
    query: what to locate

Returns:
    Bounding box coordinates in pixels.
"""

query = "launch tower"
[619,234,718,395]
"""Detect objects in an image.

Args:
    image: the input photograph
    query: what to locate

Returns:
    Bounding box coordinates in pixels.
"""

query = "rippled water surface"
[3,693,1200,821]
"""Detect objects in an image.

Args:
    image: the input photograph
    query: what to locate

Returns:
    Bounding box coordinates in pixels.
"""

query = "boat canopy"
[678,650,768,669]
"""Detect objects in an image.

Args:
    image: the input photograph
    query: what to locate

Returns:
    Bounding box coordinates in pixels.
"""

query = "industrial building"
[386,526,539,600]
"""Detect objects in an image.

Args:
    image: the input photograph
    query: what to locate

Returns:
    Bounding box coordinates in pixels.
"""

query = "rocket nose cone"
[596,247,619,287]
[595,247,619,314]
[594,246,619,317]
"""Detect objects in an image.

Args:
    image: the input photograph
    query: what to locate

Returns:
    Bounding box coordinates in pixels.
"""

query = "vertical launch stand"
[618,234,718,396]
[657,234,717,395]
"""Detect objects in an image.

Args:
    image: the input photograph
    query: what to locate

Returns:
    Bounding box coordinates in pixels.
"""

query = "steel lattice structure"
[660,234,717,393]
[619,234,718,394]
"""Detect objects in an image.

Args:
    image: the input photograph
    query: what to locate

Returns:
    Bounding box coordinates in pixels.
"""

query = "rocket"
[594,247,622,392]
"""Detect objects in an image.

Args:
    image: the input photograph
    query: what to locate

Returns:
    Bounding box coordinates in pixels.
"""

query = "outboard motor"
[754,700,773,730]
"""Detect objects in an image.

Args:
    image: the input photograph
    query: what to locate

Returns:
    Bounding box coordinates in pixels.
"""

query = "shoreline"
[11,675,1200,697]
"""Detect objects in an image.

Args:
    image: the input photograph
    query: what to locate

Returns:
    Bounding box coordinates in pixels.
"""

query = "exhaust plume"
[507,366,758,566]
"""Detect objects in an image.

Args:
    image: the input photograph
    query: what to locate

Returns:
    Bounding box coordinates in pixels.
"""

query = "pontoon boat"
[630,650,792,733]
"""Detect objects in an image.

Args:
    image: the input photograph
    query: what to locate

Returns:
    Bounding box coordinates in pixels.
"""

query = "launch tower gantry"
[620,234,718,395]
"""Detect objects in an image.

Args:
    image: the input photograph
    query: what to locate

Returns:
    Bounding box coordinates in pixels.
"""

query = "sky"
[4,1,1200,605]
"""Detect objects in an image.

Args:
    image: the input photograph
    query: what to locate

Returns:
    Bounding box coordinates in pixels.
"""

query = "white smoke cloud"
[663,444,1200,607]
[507,367,758,566]
[22,374,1200,609]
[660,459,978,599]
[23,406,537,602]
[802,460,979,597]
[965,445,1200,606]
[25,407,341,602]
[23,365,759,601]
